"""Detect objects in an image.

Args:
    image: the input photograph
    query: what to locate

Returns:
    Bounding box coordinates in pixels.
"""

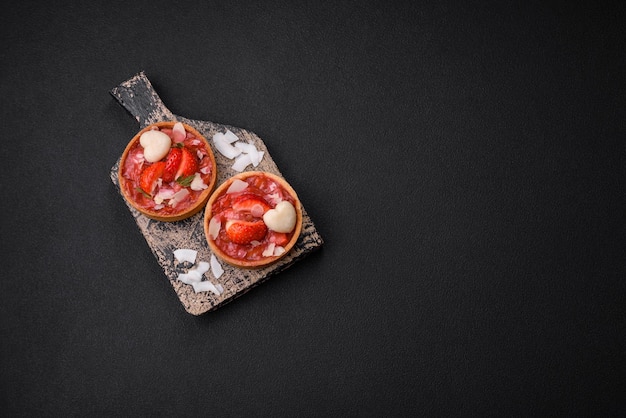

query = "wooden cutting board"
[109,71,324,315]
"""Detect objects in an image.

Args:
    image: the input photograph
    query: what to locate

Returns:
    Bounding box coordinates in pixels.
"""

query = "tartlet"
[204,171,303,268]
[118,121,217,221]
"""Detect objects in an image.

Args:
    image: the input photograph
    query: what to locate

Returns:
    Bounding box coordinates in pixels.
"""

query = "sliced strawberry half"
[175,147,198,179]
[139,161,166,195]
[225,219,267,244]
[231,194,271,217]
[162,147,182,182]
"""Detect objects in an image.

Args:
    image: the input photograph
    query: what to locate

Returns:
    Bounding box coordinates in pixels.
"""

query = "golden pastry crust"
[118,122,217,222]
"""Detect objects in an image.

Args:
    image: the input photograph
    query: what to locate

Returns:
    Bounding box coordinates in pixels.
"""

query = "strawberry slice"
[231,194,271,217]
[162,147,182,182]
[139,161,165,195]
[175,147,198,179]
[225,220,267,244]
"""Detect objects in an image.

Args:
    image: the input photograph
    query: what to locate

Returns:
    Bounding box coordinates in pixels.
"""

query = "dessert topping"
[226,179,249,194]
[162,147,182,182]
[263,201,297,233]
[232,194,271,217]
[190,173,209,191]
[140,130,171,162]
[210,254,224,279]
[208,216,221,240]
[173,248,197,264]
[174,249,225,296]
[175,147,199,180]
[139,161,165,195]
[225,219,268,244]
[172,122,186,142]
[212,129,265,172]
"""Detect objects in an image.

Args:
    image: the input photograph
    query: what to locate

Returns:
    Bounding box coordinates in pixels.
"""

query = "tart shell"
[204,171,303,269]
[118,121,217,222]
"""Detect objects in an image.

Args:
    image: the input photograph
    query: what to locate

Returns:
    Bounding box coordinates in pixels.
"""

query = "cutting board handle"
[110,71,175,127]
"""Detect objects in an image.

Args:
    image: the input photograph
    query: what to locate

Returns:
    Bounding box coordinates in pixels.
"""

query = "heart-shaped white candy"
[263,201,297,233]
[140,130,172,162]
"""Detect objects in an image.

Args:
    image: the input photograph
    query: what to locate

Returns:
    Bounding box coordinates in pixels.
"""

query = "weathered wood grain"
[109,71,323,315]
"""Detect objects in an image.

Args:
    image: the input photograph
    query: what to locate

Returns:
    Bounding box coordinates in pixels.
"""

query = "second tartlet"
[204,171,303,268]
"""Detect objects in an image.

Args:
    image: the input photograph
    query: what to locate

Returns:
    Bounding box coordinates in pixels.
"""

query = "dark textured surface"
[2,1,625,416]
[110,72,323,315]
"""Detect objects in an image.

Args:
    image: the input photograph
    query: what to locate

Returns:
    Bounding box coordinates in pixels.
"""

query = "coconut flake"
[190,173,208,191]
[244,142,261,166]
[232,153,252,172]
[273,246,286,256]
[232,141,264,167]
[210,254,224,279]
[208,217,221,240]
[177,271,202,285]
[169,188,190,207]
[191,261,211,276]
[226,179,249,194]
[174,249,197,264]
[154,188,176,204]
[251,150,264,167]
[172,122,186,142]
[192,280,222,295]
[223,129,239,143]
[262,243,276,257]
[213,130,264,172]
[234,141,256,154]
[177,257,224,296]
[213,133,242,159]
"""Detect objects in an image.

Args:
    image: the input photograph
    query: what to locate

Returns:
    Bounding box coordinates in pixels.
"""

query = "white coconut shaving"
[210,254,224,279]
[226,179,249,194]
[177,271,202,285]
[213,132,241,159]
[231,153,252,172]
[168,188,190,207]
[172,122,186,142]
[191,281,222,295]
[174,250,225,296]
[190,173,208,191]
[191,261,211,276]
[173,249,197,264]
[222,129,239,143]
[212,130,265,171]
[208,217,221,240]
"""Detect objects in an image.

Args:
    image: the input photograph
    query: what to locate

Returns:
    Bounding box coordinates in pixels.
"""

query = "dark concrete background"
[2,1,625,416]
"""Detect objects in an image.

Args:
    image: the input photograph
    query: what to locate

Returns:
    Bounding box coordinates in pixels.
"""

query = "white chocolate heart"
[140,130,172,162]
[263,201,297,233]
